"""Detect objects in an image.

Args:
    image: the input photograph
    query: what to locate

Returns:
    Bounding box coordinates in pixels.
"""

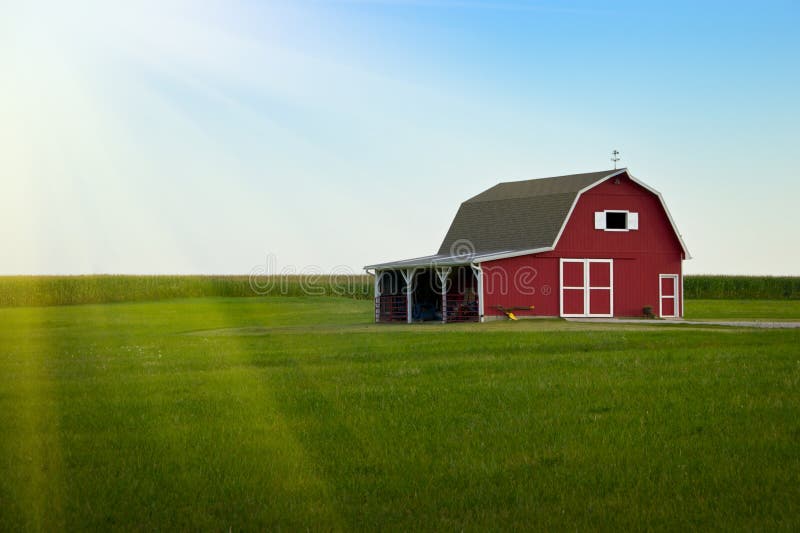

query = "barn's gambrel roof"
[365,168,689,270]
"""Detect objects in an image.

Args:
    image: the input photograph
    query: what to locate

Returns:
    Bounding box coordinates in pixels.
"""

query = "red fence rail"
[445,293,479,323]
[376,295,407,323]
[376,293,479,323]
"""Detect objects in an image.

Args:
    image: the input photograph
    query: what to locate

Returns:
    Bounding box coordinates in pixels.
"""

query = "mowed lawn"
[1,297,799,531]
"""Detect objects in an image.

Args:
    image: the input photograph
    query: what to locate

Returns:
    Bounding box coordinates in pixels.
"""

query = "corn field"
[0,275,373,308]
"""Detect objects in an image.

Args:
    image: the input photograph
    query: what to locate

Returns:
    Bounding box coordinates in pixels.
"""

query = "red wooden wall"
[481,172,685,318]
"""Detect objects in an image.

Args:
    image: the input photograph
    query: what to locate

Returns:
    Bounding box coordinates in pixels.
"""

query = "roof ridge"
[465,190,576,204]
[496,168,623,186]
[464,169,622,205]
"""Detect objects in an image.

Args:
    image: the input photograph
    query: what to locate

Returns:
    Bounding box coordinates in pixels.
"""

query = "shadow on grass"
[261,358,375,530]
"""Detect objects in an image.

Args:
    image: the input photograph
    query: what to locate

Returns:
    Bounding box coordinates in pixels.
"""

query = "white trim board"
[551,169,627,251]
[624,172,691,258]
[551,168,691,259]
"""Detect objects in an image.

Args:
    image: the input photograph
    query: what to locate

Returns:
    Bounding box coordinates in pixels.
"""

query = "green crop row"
[684,275,800,300]
[0,275,373,308]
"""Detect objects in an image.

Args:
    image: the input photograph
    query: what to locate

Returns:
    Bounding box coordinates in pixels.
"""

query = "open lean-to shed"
[365,168,690,323]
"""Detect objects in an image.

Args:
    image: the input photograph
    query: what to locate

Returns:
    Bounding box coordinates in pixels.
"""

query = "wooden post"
[436,267,451,323]
[402,268,417,324]
[471,263,484,322]
[373,270,381,323]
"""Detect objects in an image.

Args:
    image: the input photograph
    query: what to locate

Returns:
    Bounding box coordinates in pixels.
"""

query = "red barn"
[366,169,690,323]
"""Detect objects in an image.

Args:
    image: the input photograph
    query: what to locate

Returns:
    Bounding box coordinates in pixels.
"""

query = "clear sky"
[2,0,798,275]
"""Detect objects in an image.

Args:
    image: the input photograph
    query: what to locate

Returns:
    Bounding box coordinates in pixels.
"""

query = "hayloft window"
[595,210,639,231]
[606,211,627,230]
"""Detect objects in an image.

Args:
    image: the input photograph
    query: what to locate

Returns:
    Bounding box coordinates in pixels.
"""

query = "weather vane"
[611,150,620,169]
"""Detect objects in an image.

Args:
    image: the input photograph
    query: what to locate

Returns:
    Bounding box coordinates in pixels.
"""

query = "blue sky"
[2,0,798,275]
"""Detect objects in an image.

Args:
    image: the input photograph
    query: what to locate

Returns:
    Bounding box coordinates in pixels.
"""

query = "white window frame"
[659,274,679,318]
[560,258,614,318]
[594,210,639,232]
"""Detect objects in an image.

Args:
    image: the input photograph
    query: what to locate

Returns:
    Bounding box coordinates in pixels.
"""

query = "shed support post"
[401,268,417,324]
[435,267,451,323]
[373,270,382,323]
[471,263,484,322]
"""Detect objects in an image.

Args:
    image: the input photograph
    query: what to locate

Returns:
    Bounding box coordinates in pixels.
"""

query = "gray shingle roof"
[437,169,619,255]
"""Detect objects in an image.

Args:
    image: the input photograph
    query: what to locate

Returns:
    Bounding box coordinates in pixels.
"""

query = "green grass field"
[1,296,799,530]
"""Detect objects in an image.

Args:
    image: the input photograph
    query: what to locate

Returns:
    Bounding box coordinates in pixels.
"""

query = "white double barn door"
[560,259,613,318]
